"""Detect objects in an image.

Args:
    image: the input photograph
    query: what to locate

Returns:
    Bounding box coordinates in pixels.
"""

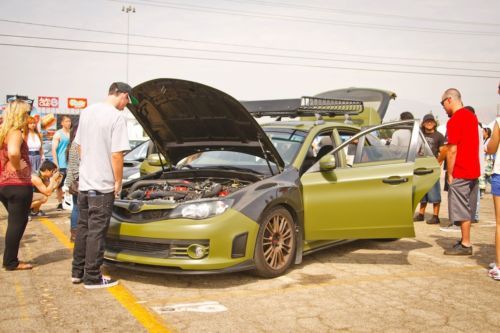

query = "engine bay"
[124,178,251,203]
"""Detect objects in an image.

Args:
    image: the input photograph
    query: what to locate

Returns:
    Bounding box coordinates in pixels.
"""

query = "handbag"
[68,178,79,195]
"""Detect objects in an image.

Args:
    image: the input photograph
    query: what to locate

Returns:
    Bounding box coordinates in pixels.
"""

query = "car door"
[301,120,438,240]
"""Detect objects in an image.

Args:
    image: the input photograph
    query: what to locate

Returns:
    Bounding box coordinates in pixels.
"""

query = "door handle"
[382,177,408,185]
[414,168,434,175]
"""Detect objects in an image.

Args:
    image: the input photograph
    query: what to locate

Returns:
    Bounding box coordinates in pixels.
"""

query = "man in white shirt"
[71,82,132,289]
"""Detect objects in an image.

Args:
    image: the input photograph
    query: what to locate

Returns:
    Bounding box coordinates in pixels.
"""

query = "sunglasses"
[7,96,33,104]
[440,97,450,106]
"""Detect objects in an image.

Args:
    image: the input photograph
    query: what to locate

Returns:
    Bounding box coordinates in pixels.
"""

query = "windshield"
[265,129,306,165]
[124,140,149,162]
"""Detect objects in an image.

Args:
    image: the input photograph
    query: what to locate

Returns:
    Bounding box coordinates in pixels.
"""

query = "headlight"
[170,199,234,220]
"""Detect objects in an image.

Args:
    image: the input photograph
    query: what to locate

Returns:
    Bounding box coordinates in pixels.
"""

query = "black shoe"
[426,215,440,225]
[84,277,119,289]
[444,242,472,255]
[413,214,424,222]
[56,203,63,211]
[30,210,48,217]
[472,219,479,223]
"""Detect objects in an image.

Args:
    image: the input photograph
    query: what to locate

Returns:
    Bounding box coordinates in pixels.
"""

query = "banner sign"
[38,96,59,108]
[67,98,87,109]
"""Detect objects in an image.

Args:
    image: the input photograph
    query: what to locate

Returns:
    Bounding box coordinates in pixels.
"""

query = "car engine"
[124,178,250,203]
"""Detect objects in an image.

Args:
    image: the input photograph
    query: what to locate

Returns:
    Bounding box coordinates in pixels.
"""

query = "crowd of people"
[0,82,499,286]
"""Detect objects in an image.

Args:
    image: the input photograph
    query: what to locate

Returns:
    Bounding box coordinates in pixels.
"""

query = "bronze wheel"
[254,207,296,278]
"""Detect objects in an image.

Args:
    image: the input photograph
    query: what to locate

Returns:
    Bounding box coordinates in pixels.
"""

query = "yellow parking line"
[37,218,172,333]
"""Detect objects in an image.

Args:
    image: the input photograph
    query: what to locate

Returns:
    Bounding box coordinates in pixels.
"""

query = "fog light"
[187,244,207,259]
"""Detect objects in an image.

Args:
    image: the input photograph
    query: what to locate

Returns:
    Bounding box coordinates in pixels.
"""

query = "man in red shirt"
[440,88,480,255]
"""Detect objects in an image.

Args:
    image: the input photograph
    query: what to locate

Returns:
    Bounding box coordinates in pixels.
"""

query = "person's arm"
[446,144,457,183]
[39,134,44,159]
[31,173,59,196]
[111,151,124,195]
[486,122,499,154]
[437,145,447,164]
[6,130,28,171]
[51,132,60,167]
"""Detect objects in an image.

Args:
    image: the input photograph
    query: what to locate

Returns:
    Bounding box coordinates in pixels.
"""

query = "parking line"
[37,218,173,333]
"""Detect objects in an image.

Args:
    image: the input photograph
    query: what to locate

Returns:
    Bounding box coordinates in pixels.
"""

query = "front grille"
[112,206,172,223]
[106,237,209,259]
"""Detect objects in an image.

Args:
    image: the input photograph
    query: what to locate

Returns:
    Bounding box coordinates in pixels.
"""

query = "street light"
[122,5,136,82]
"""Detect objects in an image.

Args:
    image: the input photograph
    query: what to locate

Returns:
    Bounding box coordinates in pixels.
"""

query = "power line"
[2,33,499,73]
[0,18,498,65]
[105,0,500,36]
[215,0,500,27]
[0,42,497,79]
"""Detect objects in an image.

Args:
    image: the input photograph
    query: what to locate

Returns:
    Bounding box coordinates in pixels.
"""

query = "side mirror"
[319,154,336,172]
[146,154,165,166]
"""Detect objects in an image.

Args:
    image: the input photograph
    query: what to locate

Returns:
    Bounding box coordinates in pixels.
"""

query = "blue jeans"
[72,190,115,283]
[70,194,79,230]
[420,180,441,204]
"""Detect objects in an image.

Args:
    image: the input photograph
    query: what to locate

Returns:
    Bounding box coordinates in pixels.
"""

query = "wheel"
[254,206,296,278]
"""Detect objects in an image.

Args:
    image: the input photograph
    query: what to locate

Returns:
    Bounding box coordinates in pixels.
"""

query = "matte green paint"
[106,209,259,270]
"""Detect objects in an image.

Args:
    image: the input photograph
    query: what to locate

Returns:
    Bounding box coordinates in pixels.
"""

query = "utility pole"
[122,5,135,83]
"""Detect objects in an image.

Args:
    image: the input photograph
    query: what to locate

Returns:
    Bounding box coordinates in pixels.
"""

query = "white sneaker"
[84,277,119,289]
[71,277,82,284]
[488,265,500,280]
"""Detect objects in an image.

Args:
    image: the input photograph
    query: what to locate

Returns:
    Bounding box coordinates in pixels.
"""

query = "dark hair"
[400,111,414,120]
[39,160,57,172]
[66,125,78,161]
[484,127,492,139]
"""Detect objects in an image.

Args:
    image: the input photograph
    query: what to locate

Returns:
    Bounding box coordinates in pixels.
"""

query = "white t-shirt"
[390,129,411,147]
[75,102,130,193]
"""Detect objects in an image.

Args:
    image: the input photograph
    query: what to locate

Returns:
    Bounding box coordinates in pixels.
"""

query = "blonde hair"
[25,116,42,143]
[0,100,30,148]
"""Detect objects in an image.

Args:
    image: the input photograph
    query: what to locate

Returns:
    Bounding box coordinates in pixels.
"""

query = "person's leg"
[56,168,67,209]
[83,192,115,283]
[494,195,500,267]
[70,194,79,230]
[2,186,33,269]
[433,203,441,216]
[31,193,48,212]
[72,192,89,279]
[462,180,479,247]
[419,202,427,216]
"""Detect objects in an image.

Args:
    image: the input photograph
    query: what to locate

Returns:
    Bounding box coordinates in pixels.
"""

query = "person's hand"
[114,181,122,198]
[50,171,61,181]
[447,174,454,185]
[5,159,28,172]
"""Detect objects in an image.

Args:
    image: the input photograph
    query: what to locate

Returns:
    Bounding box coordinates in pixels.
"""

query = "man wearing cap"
[71,82,132,289]
[414,114,445,224]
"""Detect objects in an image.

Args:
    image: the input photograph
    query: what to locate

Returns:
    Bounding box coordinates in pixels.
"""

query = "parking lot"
[1,183,499,333]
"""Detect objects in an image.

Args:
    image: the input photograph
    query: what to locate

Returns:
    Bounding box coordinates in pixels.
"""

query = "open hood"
[127,79,284,169]
[315,87,396,121]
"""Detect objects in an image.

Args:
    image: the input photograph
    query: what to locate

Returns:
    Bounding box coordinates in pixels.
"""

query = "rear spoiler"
[240,96,364,119]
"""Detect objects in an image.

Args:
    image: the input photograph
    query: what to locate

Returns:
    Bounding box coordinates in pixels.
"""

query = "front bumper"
[104,208,259,273]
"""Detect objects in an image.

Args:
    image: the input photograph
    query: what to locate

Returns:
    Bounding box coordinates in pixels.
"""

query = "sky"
[0,0,499,126]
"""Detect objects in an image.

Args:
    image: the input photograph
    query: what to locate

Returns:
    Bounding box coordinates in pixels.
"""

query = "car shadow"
[106,238,432,288]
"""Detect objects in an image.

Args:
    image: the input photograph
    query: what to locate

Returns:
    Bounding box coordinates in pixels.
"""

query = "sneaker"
[444,242,473,255]
[84,277,119,289]
[440,224,461,232]
[413,214,424,222]
[71,277,83,284]
[56,203,63,211]
[472,219,479,223]
[488,266,500,280]
[489,262,497,269]
[426,215,440,225]
[30,210,48,217]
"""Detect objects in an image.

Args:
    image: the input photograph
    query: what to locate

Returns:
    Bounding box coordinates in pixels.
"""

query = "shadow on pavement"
[31,248,72,266]
[433,235,495,269]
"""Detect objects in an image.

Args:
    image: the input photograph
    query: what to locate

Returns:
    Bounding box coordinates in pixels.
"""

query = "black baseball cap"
[110,82,138,106]
[422,114,436,123]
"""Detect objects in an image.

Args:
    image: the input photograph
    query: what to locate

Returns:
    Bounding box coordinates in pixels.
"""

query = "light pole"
[122,5,135,82]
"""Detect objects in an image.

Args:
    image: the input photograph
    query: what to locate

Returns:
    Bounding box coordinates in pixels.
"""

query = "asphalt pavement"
[1,182,499,333]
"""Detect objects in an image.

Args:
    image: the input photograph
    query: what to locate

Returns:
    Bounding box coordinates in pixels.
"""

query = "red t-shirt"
[446,108,480,179]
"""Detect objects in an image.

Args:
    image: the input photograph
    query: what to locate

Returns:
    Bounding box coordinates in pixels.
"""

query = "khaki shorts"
[448,178,478,223]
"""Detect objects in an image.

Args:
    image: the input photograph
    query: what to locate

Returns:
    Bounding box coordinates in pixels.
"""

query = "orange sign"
[67,97,87,109]
[38,96,59,108]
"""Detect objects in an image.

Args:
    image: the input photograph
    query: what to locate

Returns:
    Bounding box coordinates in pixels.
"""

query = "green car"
[104,79,439,278]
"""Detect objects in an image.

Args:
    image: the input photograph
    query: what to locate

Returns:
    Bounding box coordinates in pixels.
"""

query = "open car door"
[301,120,439,240]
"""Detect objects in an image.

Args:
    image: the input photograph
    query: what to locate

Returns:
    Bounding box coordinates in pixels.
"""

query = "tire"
[254,206,296,278]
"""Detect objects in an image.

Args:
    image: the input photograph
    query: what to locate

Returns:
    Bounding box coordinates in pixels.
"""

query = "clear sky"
[1,0,499,124]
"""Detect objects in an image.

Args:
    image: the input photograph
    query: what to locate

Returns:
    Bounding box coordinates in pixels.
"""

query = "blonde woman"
[24,116,44,172]
[486,118,500,280]
[0,99,33,270]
